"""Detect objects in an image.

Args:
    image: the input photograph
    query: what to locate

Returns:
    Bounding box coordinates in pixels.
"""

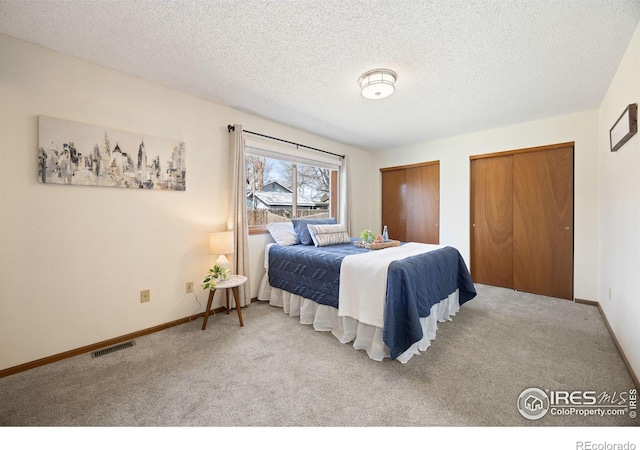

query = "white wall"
[372,110,600,302]
[0,34,370,371]
[598,22,640,378]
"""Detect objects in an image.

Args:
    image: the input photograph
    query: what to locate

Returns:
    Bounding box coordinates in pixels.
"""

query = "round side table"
[201,274,247,330]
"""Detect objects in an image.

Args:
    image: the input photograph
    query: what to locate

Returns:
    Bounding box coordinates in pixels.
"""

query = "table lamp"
[209,231,234,269]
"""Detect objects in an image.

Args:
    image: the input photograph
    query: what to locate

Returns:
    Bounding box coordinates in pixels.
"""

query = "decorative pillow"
[291,217,337,245]
[267,222,300,246]
[307,223,350,247]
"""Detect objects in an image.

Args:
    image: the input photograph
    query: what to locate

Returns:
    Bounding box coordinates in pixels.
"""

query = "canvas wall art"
[38,116,186,191]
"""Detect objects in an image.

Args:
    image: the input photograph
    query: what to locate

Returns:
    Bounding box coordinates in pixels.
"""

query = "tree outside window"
[245,153,337,228]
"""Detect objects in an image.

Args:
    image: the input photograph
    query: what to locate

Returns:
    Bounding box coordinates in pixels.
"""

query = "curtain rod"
[227,125,345,159]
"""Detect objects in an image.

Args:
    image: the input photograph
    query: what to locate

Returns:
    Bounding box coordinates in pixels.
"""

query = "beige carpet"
[0,284,636,428]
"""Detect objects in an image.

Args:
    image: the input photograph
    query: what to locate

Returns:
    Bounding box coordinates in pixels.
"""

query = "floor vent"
[91,340,136,358]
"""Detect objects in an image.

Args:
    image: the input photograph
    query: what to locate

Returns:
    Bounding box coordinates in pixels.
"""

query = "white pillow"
[267,222,300,246]
[307,223,350,247]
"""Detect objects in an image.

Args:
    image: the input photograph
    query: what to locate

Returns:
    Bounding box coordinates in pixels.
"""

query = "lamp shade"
[358,68,397,100]
[209,231,234,256]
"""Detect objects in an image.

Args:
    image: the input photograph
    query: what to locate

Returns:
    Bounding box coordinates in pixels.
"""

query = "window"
[245,140,340,232]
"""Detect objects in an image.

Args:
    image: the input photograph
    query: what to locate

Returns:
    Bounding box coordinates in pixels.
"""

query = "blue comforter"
[268,240,476,359]
[384,246,476,358]
[268,240,367,308]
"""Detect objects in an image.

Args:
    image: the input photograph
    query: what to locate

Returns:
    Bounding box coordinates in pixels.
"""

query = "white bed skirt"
[257,273,461,364]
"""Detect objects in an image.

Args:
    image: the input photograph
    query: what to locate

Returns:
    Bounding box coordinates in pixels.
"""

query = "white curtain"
[229,124,251,307]
[339,154,352,235]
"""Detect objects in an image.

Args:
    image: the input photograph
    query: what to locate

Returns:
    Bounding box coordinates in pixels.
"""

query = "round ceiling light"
[358,68,397,100]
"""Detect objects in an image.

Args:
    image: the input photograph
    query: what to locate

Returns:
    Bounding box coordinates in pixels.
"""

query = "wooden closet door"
[381,169,407,241]
[406,163,440,244]
[513,147,574,299]
[470,156,514,288]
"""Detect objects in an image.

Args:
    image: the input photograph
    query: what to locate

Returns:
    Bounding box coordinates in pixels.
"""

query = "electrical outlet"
[186,282,194,293]
[140,289,150,303]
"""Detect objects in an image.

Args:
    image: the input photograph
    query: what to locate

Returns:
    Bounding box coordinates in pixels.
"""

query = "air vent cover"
[91,340,136,358]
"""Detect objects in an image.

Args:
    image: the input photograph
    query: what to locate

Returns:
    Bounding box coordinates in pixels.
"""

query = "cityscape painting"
[38,116,186,191]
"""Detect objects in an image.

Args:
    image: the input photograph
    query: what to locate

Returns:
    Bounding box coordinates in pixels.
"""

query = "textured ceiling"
[1,1,640,151]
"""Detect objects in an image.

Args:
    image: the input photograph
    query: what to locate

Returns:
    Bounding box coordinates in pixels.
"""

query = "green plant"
[359,229,372,241]
[202,265,230,290]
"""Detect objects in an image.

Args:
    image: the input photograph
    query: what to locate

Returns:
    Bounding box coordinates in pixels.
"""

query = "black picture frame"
[610,103,638,152]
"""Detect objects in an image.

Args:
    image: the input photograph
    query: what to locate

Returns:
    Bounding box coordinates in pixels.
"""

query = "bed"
[257,220,477,363]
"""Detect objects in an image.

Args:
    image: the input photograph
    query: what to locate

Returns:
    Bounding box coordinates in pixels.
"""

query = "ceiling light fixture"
[358,68,397,100]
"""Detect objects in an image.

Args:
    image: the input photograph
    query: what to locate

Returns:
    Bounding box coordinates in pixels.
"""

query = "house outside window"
[245,140,340,233]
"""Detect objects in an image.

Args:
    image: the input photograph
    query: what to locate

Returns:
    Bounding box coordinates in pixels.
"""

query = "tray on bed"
[354,239,401,250]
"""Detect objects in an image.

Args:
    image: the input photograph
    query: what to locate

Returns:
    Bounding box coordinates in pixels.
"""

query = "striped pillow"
[291,217,336,245]
[307,224,350,247]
